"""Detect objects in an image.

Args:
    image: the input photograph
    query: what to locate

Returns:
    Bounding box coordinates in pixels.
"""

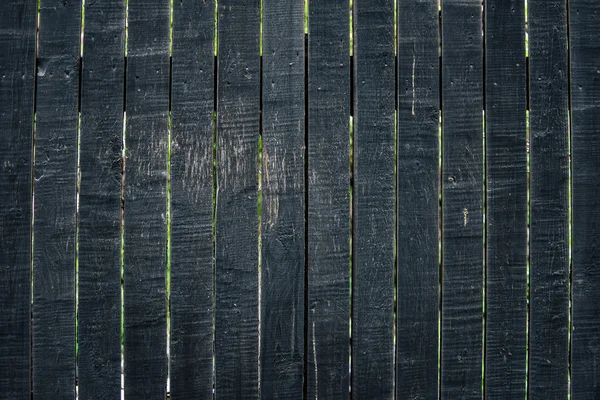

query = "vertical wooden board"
[123,0,169,398]
[396,0,440,397]
[32,1,81,398]
[77,1,125,398]
[0,1,36,397]
[260,0,305,398]
[484,0,528,397]
[527,0,570,397]
[169,0,215,398]
[440,0,484,398]
[352,0,395,398]
[307,0,350,398]
[569,0,600,397]
[214,0,260,398]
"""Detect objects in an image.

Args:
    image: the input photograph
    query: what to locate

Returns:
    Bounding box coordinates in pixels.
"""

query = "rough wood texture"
[528,0,570,397]
[77,1,125,398]
[123,0,170,398]
[307,0,350,398]
[214,1,260,398]
[441,0,484,397]
[396,0,440,397]
[170,0,214,398]
[570,0,600,396]
[352,0,395,398]
[260,0,305,398]
[484,0,527,397]
[0,1,36,397]
[32,1,81,398]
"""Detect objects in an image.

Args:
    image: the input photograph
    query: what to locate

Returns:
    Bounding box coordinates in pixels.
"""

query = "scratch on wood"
[463,208,468,226]
[412,55,416,116]
[313,320,318,400]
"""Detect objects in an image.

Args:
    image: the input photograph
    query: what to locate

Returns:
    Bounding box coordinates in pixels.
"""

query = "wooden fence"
[1,0,599,398]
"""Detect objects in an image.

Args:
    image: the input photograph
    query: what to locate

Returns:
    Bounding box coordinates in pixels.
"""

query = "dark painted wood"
[32,1,81,398]
[528,0,570,397]
[396,0,440,397]
[0,1,36,398]
[170,0,214,398]
[307,0,350,398]
[260,0,305,398]
[214,0,260,398]
[77,1,125,398]
[569,1,600,397]
[441,0,484,397]
[352,0,395,398]
[484,0,528,397]
[123,0,170,398]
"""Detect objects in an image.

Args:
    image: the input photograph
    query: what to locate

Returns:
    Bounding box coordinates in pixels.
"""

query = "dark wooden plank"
[123,0,170,398]
[307,0,350,398]
[527,0,570,397]
[32,1,81,398]
[483,0,528,397]
[77,1,125,398]
[0,1,36,397]
[351,0,395,398]
[260,0,305,398]
[169,0,214,398]
[440,0,484,397]
[214,0,260,398]
[569,0,600,397]
[396,0,440,397]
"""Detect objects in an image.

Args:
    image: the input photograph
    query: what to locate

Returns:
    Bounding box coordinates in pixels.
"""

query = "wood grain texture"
[528,0,570,397]
[440,0,484,397]
[569,0,600,397]
[484,0,528,397]
[307,0,350,398]
[32,1,81,398]
[260,0,305,398]
[214,0,260,398]
[396,0,440,397]
[77,1,125,398]
[352,0,395,398]
[123,0,170,398]
[0,1,36,398]
[169,0,214,398]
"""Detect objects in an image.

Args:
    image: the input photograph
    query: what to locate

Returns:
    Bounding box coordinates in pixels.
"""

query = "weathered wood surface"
[260,0,305,398]
[169,0,214,398]
[77,0,125,399]
[570,0,600,397]
[0,1,36,398]
[440,0,484,397]
[484,0,528,397]
[123,0,170,398]
[352,0,395,398]
[1,2,600,398]
[528,0,570,397]
[33,1,81,398]
[396,0,440,397]
[214,0,260,398]
[306,0,351,398]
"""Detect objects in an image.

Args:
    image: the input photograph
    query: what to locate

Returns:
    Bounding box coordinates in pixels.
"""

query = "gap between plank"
[30,2,42,398]
[524,1,531,396]
[565,0,574,394]
[302,11,309,399]
[437,4,443,398]
[481,1,487,397]
[120,1,129,398]
[257,0,264,396]
[75,0,86,396]
[166,0,174,396]
[211,2,219,398]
